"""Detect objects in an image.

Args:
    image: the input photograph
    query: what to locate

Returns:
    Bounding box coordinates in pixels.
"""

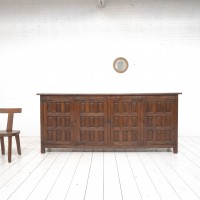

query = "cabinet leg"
[173,146,178,154]
[41,146,45,154]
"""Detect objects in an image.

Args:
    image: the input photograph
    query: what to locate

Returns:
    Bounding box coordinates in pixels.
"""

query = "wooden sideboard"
[37,93,181,153]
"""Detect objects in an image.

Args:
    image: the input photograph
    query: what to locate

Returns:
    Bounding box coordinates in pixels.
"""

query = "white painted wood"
[103,152,122,200]
[0,145,41,189]
[150,152,200,200]
[84,152,103,200]
[138,153,181,200]
[172,151,200,182]
[179,138,200,162]
[64,152,93,200]
[1,136,200,200]
[181,137,200,154]
[127,152,161,200]
[160,152,200,198]
[7,152,58,200]
[115,152,142,200]
[179,139,200,162]
[0,152,48,200]
[26,152,71,200]
[175,140,200,181]
[46,152,82,200]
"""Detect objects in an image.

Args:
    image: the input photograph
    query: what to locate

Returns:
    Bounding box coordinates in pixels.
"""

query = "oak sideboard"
[37,93,181,153]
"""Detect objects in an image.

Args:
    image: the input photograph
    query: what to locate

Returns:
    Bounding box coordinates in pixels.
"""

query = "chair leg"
[8,136,12,163]
[15,135,21,155]
[1,137,5,155]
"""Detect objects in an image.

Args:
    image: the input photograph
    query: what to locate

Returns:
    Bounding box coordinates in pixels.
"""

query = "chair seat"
[0,130,20,136]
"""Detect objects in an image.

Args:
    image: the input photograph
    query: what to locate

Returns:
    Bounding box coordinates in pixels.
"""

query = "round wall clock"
[113,57,128,73]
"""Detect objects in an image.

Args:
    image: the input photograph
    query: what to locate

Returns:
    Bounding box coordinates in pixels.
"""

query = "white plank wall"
[1,137,200,200]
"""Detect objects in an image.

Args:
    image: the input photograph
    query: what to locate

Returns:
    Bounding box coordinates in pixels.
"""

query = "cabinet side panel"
[40,96,45,153]
[173,95,178,153]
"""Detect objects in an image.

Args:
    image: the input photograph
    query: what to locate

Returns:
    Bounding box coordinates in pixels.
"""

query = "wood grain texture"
[38,94,181,153]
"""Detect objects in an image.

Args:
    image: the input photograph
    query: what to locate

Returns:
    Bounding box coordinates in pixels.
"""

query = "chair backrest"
[0,108,22,131]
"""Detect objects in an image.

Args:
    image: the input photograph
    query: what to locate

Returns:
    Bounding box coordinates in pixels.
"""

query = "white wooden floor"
[1,137,200,200]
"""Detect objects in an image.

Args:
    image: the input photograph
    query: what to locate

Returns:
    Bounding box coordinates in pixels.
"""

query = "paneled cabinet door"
[76,96,109,145]
[110,96,142,146]
[42,97,75,145]
[144,96,176,145]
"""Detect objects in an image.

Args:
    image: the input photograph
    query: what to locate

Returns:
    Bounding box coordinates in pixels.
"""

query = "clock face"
[113,57,128,73]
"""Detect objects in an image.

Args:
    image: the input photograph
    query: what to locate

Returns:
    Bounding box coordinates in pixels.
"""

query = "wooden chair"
[0,108,22,163]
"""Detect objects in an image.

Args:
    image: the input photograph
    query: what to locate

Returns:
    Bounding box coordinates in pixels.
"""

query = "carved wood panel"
[110,96,141,146]
[144,96,175,145]
[76,96,109,145]
[42,97,75,145]
[39,93,180,153]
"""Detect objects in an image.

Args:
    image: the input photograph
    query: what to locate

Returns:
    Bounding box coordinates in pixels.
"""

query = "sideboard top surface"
[37,93,182,96]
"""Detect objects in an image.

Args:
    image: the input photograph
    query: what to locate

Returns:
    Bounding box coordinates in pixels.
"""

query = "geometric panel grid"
[145,98,175,145]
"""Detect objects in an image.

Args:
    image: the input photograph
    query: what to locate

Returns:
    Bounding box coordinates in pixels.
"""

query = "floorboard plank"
[7,152,58,200]
[46,152,82,200]
[84,152,104,200]
[103,152,122,200]
[0,136,200,200]
[115,152,142,200]
[181,137,200,153]
[126,152,161,200]
[26,152,71,200]
[0,152,48,200]
[0,147,41,189]
[150,152,200,200]
[64,152,93,200]
[160,152,200,198]
[179,140,200,164]
[138,153,180,200]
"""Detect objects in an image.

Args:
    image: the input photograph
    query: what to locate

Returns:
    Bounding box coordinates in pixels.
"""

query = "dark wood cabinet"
[38,93,181,153]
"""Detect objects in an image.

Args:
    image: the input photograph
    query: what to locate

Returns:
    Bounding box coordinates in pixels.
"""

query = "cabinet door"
[42,96,75,145]
[144,96,176,145]
[76,96,109,145]
[110,96,142,146]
